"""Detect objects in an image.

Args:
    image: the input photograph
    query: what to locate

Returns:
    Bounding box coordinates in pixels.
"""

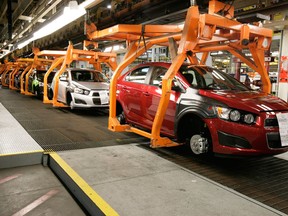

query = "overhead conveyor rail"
[85,0,273,148]
[42,41,118,107]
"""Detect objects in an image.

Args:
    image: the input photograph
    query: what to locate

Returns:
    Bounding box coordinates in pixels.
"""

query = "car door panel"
[119,66,151,128]
[144,66,181,136]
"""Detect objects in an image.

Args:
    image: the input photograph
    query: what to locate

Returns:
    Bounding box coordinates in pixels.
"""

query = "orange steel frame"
[86,0,273,148]
[42,41,117,107]
[19,48,64,96]
[9,58,34,90]
[0,63,7,76]
[1,62,17,88]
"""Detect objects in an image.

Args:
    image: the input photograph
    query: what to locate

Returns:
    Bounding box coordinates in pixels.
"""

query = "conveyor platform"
[0,103,43,169]
[0,89,287,215]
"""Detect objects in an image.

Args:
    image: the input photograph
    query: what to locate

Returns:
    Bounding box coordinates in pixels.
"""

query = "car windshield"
[180,66,250,91]
[37,70,47,82]
[71,70,108,82]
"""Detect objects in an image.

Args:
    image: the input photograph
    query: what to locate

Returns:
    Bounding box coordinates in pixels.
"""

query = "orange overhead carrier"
[20,48,66,96]
[1,61,17,88]
[0,63,6,75]
[42,41,117,107]
[85,0,273,148]
[9,58,34,90]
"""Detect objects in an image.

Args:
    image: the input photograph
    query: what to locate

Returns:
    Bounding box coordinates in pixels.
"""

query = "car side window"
[61,72,69,78]
[125,67,149,83]
[150,66,184,91]
[181,68,204,88]
[149,67,167,86]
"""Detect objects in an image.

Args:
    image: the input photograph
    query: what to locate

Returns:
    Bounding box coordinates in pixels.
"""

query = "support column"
[278,30,288,101]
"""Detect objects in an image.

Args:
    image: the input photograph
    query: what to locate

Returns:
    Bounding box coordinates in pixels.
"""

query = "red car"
[116,62,288,156]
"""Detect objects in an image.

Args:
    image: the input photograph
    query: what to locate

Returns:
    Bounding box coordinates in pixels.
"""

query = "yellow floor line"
[0,150,44,157]
[49,152,119,216]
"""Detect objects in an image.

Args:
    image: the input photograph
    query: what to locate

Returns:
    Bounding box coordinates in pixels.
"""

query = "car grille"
[92,98,108,105]
[92,91,109,97]
[93,98,101,105]
[267,133,283,148]
[265,118,278,127]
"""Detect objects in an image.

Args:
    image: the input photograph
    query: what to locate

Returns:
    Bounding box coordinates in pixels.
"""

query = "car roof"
[67,68,101,73]
[131,62,213,71]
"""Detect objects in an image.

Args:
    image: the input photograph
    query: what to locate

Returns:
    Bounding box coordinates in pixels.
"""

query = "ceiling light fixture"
[17,1,86,50]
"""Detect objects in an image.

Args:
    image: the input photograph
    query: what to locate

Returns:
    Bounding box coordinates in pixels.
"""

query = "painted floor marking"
[11,189,59,216]
[0,174,21,184]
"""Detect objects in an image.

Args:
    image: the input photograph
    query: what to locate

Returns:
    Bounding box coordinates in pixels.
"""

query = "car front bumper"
[205,112,288,156]
[71,91,109,109]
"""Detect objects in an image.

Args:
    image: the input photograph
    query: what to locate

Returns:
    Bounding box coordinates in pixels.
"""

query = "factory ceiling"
[0,0,287,60]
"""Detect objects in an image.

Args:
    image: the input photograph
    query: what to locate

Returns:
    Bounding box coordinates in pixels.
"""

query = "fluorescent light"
[17,1,86,50]
[107,5,111,9]
[34,2,86,40]
[80,0,103,9]
[18,38,33,49]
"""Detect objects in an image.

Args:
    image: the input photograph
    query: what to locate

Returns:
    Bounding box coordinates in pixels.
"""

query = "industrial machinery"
[42,41,117,107]
[85,0,281,155]
[9,58,34,90]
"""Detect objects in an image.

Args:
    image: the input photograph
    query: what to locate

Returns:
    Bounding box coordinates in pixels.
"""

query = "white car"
[50,68,110,109]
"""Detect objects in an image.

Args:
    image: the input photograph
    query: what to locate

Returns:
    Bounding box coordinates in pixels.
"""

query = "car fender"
[174,96,224,135]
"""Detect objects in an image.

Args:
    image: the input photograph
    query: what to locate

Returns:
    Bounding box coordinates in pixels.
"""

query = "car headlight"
[84,90,90,95]
[74,87,84,94]
[216,106,255,124]
[74,87,90,95]
[244,114,254,124]
[229,110,241,121]
[216,107,230,120]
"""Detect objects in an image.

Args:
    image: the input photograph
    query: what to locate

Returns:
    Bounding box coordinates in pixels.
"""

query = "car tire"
[117,111,126,124]
[48,89,53,100]
[35,87,42,99]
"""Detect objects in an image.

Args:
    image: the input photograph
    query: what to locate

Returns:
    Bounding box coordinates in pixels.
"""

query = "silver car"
[51,68,110,109]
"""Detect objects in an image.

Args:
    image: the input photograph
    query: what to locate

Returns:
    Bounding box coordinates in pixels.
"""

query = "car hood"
[73,81,109,90]
[199,90,288,113]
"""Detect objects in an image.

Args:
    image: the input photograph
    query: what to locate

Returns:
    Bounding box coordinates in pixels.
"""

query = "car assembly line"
[1,0,288,215]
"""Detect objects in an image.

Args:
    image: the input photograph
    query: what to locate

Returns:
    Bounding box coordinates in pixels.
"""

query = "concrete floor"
[58,145,287,216]
[0,165,85,216]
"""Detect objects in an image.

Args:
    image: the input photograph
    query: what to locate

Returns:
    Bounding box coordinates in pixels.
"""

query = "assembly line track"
[1,88,288,215]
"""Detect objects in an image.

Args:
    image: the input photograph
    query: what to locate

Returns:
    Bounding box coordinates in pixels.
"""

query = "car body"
[50,68,109,109]
[14,69,24,89]
[1,69,13,87]
[116,62,288,156]
[28,69,55,98]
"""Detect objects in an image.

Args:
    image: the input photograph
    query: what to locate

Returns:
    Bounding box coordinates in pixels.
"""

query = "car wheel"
[117,111,126,124]
[35,87,42,99]
[189,134,209,154]
[48,89,53,100]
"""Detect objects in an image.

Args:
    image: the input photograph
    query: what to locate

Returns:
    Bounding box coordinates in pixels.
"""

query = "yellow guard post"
[86,0,272,148]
